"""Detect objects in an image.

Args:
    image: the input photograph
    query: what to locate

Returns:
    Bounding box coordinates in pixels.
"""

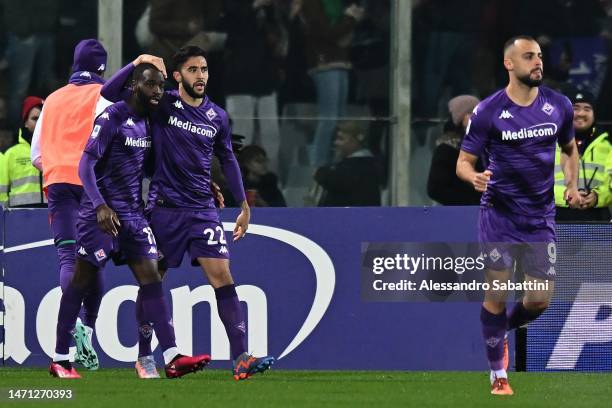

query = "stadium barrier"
[0,207,609,370]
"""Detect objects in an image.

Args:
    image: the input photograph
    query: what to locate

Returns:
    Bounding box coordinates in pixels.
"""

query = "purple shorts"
[148,207,230,269]
[47,183,83,246]
[76,213,158,268]
[478,206,557,280]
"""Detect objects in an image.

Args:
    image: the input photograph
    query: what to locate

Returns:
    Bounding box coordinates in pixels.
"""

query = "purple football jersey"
[461,86,574,217]
[80,101,151,218]
[147,90,245,209]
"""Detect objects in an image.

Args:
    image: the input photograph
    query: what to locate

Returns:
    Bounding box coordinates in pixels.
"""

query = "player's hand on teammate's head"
[96,204,121,237]
[212,182,225,209]
[564,187,583,209]
[473,170,493,192]
[133,54,167,79]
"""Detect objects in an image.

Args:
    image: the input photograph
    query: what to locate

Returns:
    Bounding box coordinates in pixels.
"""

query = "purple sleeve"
[100,63,135,102]
[557,96,575,147]
[79,153,106,209]
[214,114,246,204]
[461,103,489,156]
[79,111,117,208]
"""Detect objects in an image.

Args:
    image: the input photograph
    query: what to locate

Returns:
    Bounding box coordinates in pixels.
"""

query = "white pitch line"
[3,239,55,253]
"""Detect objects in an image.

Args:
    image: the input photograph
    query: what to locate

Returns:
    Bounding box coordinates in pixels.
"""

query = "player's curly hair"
[172,45,208,72]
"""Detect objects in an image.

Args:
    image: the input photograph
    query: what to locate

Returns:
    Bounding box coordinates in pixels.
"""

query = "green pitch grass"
[0,369,610,407]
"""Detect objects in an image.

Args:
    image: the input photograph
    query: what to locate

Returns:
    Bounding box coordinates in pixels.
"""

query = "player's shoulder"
[539,86,572,109]
[470,89,506,122]
[96,101,128,122]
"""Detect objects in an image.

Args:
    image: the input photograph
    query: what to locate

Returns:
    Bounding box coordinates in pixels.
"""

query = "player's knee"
[524,300,549,313]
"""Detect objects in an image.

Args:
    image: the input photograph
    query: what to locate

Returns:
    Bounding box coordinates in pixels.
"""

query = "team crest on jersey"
[206,108,217,120]
[94,249,107,261]
[489,248,501,263]
[173,100,184,110]
[542,103,555,116]
[125,118,135,127]
[91,124,101,139]
[99,112,110,120]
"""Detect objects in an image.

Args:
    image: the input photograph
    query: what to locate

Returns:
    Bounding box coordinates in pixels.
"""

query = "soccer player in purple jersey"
[457,35,582,396]
[50,63,211,379]
[101,46,275,380]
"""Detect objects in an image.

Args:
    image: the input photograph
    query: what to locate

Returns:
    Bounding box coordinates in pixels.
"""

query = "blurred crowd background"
[1,0,611,209]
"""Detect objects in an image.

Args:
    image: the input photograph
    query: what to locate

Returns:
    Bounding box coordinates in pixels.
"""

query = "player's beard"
[517,70,543,87]
[182,79,206,99]
[136,91,159,110]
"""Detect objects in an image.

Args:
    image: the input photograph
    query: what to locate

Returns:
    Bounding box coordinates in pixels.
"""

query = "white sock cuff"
[53,353,70,362]
[162,347,179,365]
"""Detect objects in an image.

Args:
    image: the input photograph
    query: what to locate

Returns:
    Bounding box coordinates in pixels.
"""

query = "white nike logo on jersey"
[173,100,184,109]
[499,110,513,119]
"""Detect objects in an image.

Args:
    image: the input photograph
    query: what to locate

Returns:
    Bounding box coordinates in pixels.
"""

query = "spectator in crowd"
[224,0,287,173]
[555,91,611,221]
[0,96,46,207]
[239,144,287,207]
[428,95,482,205]
[314,120,381,206]
[3,0,59,132]
[298,0,365,166]
[416,0,481,118]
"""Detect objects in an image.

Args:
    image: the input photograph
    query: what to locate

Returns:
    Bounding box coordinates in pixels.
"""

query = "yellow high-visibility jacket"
[554,132,611,207]
[0,130,46,207]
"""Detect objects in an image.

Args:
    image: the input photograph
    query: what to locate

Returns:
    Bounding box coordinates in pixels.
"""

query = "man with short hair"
[101,46,275,380]
[50,63,211,379]
[554,91,611,221]
[457,35,581,396]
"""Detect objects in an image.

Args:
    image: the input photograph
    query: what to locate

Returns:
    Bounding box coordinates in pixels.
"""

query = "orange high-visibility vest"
[39,83,102,187]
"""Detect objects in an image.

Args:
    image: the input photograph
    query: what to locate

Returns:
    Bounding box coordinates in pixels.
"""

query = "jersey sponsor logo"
[91,124,101,139]
[501,123,557,141]
[168,115,218,138]
[173,100,184,110]
[77,246,88,256]
[219,246,228,254]
[542,103,555,115]
[99,112,110,120]
[206,108,217,120]
[499,110,513,119]
[124,137,152,148]
[94,249,107,261]
[125,118,135,127]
